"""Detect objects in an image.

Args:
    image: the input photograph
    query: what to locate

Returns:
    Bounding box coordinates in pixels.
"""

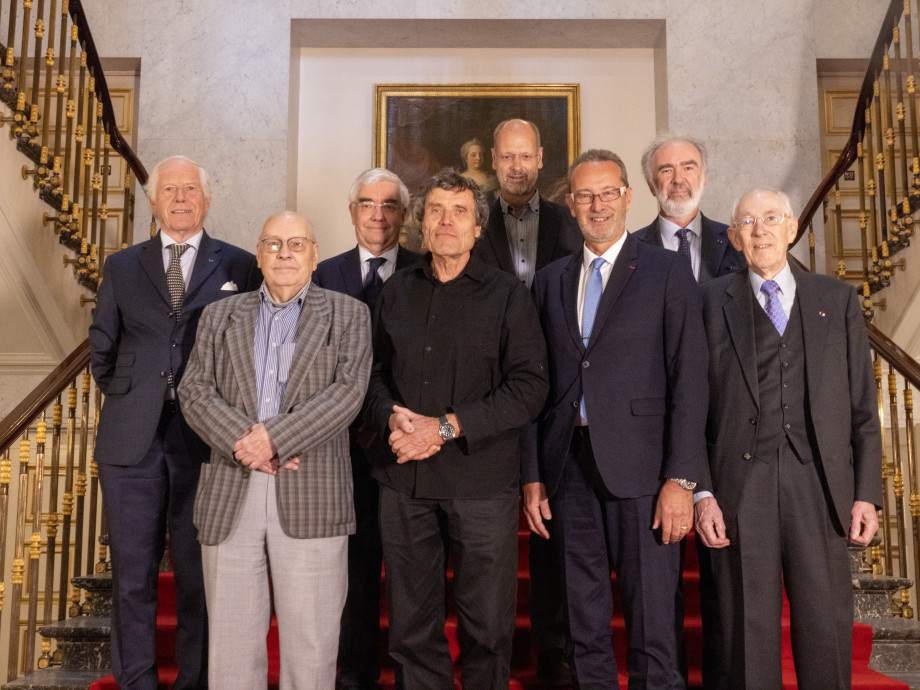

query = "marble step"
[37,617,110,672]
[1,668,110,690]
[867,617,920,674]
[854,572,913,619]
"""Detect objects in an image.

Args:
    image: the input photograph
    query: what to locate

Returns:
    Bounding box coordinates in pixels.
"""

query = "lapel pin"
[818,311,826,317]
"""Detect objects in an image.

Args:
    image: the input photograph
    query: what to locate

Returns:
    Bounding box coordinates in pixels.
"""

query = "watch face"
[439,420,455,440]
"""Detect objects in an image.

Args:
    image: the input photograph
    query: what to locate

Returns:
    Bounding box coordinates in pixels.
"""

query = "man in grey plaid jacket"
[179,211,372,689]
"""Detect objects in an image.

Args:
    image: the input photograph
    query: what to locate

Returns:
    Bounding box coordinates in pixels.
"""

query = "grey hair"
[412,168,490,226]
[348,168,410,209]
[145,155,211,204]
[730,187,795,224]
[493,119,541,149]
[639,135,709,192]
[460,138,484,164]
[566,149,629,190]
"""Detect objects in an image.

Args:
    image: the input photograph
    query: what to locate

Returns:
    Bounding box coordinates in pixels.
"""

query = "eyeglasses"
[497,153,537,164]
[258,237,314,253]
[570,187,628,205]
[734,213,787,229]
[353,201,401,214]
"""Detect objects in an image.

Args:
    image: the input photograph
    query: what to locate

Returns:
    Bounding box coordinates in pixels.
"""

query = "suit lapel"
[643,218,665,247]
[280,286,332,412]
[534,199,556,269]
[723,271,760,406]
[560,254,585,352]
[484,200,514,272]
[395,246,416,271]
[225,293,260,418]
[793,267,829,406]
[585,233,639,349]
[139,234,171,308]
[699,214,728,282]
[341,247,365,300]
[185,231,221,307]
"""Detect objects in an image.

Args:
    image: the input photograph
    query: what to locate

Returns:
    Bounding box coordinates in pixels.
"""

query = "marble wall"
[78,0,892,265]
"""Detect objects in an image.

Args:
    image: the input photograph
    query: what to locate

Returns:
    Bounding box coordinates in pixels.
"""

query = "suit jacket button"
[160,371,166,378]
[743,452,752,460]
[572,401,579,408]
[582,361,590,368]
[749,417,757,424]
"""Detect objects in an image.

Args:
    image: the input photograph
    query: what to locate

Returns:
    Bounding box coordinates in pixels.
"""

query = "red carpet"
[90,518,906,689]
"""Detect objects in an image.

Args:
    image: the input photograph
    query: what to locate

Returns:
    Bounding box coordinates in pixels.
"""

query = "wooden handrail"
[795,0,901,240]
[68,0,147,185]
[0,340,89,452]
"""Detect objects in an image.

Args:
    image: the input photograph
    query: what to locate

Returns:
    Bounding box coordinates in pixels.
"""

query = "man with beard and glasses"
[634,136,745,688]
[634,135,745,283]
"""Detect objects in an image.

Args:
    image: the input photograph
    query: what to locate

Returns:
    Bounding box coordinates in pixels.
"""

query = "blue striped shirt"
[254,283,308,423]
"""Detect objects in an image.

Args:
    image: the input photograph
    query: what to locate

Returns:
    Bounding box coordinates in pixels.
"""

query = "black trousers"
[98,402,208,690]
[379,484,519,690]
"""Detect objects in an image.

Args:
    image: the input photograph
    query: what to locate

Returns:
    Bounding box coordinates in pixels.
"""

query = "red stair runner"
[90,516,906,689]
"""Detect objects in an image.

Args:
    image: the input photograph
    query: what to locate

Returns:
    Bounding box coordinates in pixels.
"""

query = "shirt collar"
[658,211,701,239]
[160,229,204,252]
[259,281,309,309]
[499,190,540,217]
[358,243,399,265]
[581,230,628,269]
[747,260,795,297]
[420,250,487,283]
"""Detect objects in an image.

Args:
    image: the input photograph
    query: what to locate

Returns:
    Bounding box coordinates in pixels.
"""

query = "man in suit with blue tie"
[313,168,421,690]
[633,135,744,282]
[694,188,881,688]
[179,211,372,689]
[522,149,709,689]
[89,156,261,690]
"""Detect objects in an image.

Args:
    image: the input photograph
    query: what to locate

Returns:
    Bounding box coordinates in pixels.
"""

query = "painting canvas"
[374,84,580,197]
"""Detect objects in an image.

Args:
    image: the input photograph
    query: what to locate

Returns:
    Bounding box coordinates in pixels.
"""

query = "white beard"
[657,180,705,219]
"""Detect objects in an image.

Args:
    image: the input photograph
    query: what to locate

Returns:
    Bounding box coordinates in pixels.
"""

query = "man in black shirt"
[365,169,549,689]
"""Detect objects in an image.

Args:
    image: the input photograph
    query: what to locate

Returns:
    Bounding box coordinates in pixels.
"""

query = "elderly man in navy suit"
[694,188,881,688]
[313,168,421,690]
[523,149,708,689]
[89,156,260,690]
[633,135,744,282]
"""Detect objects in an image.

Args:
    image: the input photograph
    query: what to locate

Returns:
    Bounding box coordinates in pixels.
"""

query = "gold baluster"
[877,357,894,575]
[1,1,19,97]
[0,449,11,664]
[48,1,69,197]
[890,368,912,616]
[904,0,920,172]
[7,436,31,680]
[834,185,846,278]
[57,383,75,623]
[904,387,920,609]
[23,417,47,672]
[857,141,871,285]
[873,81,891,247]
[881,54,901,244]
[13,0,34,140]
[68,371,89,616]
[37,397,63,669]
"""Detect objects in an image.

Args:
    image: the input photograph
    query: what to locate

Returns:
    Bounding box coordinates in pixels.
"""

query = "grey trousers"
[201,471,348,690]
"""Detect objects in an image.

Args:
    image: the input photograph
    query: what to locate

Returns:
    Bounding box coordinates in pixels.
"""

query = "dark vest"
[752,297,814,463]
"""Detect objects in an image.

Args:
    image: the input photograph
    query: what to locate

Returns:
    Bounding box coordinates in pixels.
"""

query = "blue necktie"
[579,257,606,422]
[760,280,788,335]
[675,227,692,263]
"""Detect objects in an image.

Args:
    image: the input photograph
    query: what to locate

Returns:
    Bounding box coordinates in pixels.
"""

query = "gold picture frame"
[374,83,580,195]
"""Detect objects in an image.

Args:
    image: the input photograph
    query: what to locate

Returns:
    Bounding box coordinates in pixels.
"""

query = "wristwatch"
[438,415,456,442]
[668,477,697,491]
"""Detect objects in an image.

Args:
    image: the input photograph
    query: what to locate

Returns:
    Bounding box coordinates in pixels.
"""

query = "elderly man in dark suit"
[89,156,260,690]
[313,168,421,690]
[472,117,581,685]
[633,135,744,282]
[694,187,881,689]
[523,149,709,689]
[179,211,371,689]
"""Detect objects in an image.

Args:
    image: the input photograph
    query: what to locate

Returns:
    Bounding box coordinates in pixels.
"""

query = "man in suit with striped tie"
[179,211,372,689]
[313,168,421,690]
[90,156,260,690]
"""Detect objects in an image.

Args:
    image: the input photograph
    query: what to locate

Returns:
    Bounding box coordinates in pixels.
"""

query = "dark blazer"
[633,213,745,283]
[89,231,261,467]
[523,232,709,499]
[473,195,582,274]
[312,244,422,299]
[698,265,882,530]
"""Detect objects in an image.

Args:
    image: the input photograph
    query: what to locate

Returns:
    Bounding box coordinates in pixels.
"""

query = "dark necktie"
[579,257,606,422]
[167,243,190,320]
[675,227,692,262]
[760,280,788,336]
[363,257,386,305]
[166,243,189,390]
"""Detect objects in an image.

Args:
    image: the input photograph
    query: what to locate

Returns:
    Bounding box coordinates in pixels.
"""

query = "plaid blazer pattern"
[178,285,372,544]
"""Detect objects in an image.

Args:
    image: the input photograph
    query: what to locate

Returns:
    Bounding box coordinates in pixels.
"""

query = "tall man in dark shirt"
[313,168,421,690]
[474,117,581,685]
[365,169,549,689]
